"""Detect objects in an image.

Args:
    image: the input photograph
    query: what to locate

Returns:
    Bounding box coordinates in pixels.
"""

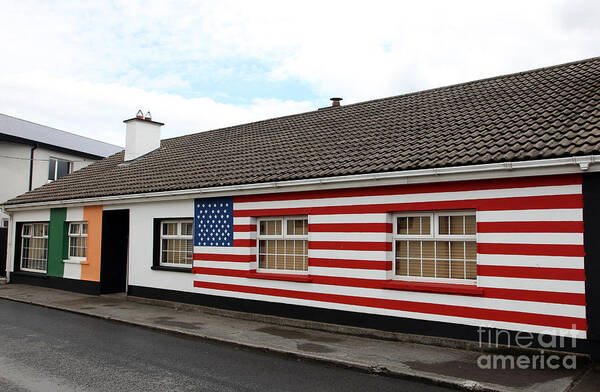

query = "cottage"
[3,58,600,356]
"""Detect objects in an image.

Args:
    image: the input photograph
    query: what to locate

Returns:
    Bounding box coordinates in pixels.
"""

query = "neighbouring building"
[0,113,123,224]
[0,113,122,276]
[3,58,600,357]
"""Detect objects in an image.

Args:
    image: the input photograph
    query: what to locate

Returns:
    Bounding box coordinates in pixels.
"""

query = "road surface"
[0,299,454,391]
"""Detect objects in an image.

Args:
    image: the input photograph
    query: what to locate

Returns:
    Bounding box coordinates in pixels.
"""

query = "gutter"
[28,143,38,191]
[4,154,599,211]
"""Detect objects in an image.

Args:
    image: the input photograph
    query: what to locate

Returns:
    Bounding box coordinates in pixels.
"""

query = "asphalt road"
[0,299,454,392]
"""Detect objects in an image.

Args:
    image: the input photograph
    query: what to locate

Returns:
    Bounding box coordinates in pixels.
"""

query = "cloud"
[0,0,598,146]
[0,71,313,146]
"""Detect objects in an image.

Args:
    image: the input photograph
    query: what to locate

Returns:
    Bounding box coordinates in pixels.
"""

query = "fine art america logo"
[476,326,579,370]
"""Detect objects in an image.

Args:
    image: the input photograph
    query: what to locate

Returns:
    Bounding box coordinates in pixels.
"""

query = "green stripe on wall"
[47,208,66,277]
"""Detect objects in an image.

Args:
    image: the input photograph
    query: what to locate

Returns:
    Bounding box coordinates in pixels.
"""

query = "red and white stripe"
[193,174,587,338]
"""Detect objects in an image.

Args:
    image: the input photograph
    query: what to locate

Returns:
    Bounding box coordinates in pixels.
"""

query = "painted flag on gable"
[194,197,234,247]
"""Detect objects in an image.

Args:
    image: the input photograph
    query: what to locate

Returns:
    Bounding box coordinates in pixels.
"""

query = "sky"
[0,0,599,147]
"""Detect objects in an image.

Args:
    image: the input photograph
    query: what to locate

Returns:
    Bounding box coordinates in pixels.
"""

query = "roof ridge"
[162,56,600,142]
[0,112,122,149]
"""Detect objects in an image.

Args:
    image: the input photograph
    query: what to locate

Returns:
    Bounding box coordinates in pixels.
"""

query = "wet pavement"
[0,283,592,392]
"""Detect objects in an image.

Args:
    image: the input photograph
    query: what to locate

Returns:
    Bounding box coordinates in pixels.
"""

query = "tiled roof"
[5,57,600,206]
[0,113,122,158]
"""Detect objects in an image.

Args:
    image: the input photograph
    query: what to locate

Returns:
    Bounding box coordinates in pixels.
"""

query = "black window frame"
[151,217,193,273]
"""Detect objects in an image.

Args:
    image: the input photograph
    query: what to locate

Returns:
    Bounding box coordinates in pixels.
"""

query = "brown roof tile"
[5,57,600,205]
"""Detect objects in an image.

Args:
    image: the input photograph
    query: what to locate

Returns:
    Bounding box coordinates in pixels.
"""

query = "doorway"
[100,210,129,294]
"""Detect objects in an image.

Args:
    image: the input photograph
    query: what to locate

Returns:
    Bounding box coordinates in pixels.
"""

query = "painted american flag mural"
[192,174,586,338]
[194,197,234,247]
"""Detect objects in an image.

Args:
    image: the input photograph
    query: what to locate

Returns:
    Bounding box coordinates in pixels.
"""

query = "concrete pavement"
[0,284,592,392]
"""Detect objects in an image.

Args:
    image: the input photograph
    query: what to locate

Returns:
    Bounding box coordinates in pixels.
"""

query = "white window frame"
[256,216,309,275]
[48,157,72,182]
[67,222,88,261]
[159,220,193,268]
[20,222,49,273]
[392,210,477,284]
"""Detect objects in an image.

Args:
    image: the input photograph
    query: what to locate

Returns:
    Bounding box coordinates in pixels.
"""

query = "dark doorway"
[0,227,7,277]
[100,210,129,294]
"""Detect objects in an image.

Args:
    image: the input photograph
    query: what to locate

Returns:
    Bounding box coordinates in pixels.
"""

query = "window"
[68,222,88,258]
[48,158,72,181]
[393,211,476,281]
[257,217,308,273]
[21,223,49,273]
[1,219,8,228]
[160,220,193,267]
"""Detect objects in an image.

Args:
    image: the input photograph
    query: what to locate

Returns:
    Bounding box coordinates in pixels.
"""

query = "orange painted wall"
[81,205,102,281]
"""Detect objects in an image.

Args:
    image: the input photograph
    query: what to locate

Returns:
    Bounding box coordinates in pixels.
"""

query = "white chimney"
[124,110,164,161]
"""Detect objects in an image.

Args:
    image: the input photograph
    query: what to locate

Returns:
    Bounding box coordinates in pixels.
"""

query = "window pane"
[450,241,465,260]
[287,219,308,236]
[34,223,44,237]
[435,241,450,278]
[22,224,31,236]
[451,260,465,279]
[408,241,421,276]
[258,253,267,269]
[181,222,193,236]
[422,241,435,259]
[408,240,421,259]
[439,216,449,235]
[163,222,177,235]
[396,240,408,259]
[465,241,477,261]
[263,220,282,236]
[69,223,80,235]
[56,160,70,179]
[48,159,56,180]
[21,233,48,273]
[82,223,88,235]
[43,224,49,237]
[296,219,308,235]
[465,215,476,235]
[274,220,282,235]
[407,217,421,235]
[395,258,408,276]
[450,216,464,235]
[259,221,266,235]
[421,216,431,235]
[397,217,407,234]
[258,237,306,271]
[466,261,477,279]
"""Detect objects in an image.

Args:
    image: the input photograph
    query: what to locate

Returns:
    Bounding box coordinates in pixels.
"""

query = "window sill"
[62,259,89,265]
[246,270,312,282]
[382,280,484,296]
[151,265,192,273]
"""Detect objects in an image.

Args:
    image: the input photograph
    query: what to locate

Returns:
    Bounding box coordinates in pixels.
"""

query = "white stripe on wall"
[477,254,584,269]
[477,209,583,222]
[309,214,390,224]
[477,276,585,293]
[477,232,583,245]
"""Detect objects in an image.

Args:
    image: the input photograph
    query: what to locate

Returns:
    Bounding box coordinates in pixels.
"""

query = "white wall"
[124,199,196,292]
[0,141,98,220]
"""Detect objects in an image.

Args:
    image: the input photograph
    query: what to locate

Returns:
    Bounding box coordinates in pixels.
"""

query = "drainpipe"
[28,143,38,191]
[5,209,12,283]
